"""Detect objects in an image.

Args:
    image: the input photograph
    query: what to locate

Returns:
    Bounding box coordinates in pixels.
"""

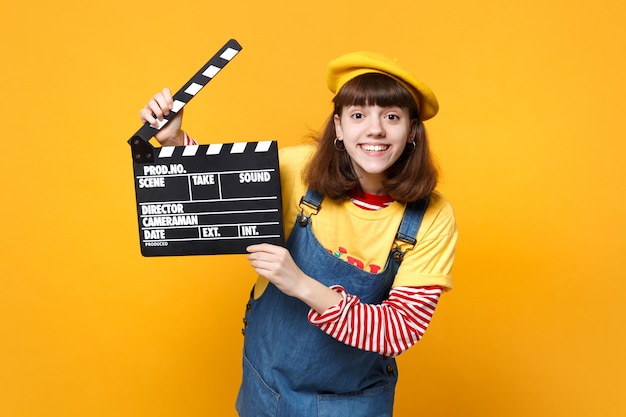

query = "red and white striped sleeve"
[308,285,443,357]
[183,131,198,146]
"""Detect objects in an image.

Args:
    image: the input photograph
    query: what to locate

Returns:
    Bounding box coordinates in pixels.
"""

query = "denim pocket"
[317,382,394,417]
[236,353,280,417]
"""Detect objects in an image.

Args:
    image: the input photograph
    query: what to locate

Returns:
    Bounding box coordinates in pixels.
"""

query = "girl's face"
[334,104,412,194]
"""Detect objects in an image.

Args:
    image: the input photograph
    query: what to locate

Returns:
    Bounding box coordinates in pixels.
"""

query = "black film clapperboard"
[128,40,284,256]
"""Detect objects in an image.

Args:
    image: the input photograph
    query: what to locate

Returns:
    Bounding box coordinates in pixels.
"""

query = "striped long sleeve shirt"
[308,285,442,357]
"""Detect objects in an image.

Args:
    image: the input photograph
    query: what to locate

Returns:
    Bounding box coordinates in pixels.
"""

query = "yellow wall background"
[2,1,625,416]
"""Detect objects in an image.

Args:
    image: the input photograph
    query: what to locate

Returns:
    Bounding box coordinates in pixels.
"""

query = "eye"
[385,113,400,121]
[350,112,364,119]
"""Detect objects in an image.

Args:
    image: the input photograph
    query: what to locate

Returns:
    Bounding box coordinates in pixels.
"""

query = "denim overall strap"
[392,195,430,260]
[300,188,324,210]
[236,190,430,417]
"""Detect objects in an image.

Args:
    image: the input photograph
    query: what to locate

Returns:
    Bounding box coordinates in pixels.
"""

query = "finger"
[157,88,174,112]
[151,95,171,119]
[253,262,277,276]
[142,102,167,127]
[249,258,270,274]
[246,244,263,254]
[161,87,173,102]
[247,252,272,265]
[139,107,159,126]
[246,243,280,254]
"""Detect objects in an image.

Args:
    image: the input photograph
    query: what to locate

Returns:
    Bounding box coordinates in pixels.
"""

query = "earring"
[408,140,416,152]
[333,137,346,151]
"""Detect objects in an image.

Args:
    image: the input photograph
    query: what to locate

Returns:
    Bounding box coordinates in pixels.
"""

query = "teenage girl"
[139,51,457,417]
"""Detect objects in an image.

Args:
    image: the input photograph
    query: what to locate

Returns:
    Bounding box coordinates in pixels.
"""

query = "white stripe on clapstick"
[159,146,175,158]
[182,145,199,156]
[255,141,272,152]
[172,100,185,112]
[203,65,221,78]
[231,142,247,154]
[146,118,169,130]
[221,48,239,60]
[185,83,203,95]
[206,144,223,155]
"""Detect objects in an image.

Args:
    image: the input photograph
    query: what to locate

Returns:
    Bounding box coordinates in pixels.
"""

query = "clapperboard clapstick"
[128,40,284,257]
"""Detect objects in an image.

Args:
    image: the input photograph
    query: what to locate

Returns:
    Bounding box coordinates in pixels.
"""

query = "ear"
[408,119,418,143]
[333,114,343,139]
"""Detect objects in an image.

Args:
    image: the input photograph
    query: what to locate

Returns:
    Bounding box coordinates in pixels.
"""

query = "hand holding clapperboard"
[128,40,284,256]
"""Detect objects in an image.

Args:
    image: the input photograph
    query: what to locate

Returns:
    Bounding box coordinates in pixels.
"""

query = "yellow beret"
[327,51,439,120]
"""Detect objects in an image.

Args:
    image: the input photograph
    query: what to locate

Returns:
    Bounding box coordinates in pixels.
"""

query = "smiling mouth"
[360,144,389,152]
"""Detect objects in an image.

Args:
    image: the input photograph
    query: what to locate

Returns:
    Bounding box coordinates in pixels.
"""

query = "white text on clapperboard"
[138,162,276,247]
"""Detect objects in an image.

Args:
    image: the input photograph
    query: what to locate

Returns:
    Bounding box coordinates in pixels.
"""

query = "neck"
[358,179,386,195]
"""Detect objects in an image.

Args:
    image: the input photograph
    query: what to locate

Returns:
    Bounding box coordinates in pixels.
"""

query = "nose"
[367,118,385,137]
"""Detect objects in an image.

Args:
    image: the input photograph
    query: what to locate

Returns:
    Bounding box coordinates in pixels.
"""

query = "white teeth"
[361,144,389,152]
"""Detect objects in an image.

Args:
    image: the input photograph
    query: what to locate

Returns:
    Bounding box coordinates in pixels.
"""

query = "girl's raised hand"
[139,88,184,146]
